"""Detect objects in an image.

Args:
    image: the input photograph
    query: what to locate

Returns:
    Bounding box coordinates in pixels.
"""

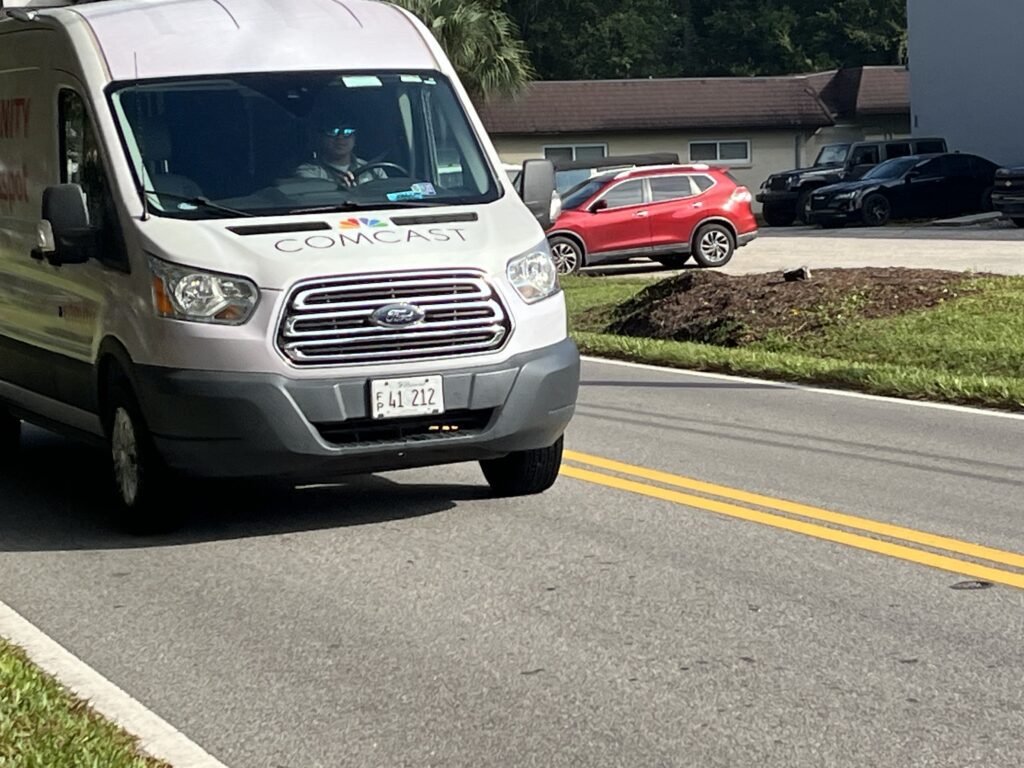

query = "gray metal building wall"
[908,0,1024,166]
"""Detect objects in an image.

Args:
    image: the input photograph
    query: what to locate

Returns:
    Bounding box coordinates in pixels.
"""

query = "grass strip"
[562,275,1024,411]
[0,637,169,768]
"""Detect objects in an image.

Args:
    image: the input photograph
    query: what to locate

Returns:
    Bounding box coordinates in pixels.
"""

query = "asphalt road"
[2,358,1024,767]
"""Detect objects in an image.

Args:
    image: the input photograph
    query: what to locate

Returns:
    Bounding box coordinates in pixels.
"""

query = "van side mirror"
[904,171,920,183]
[520,159,559,230]
[40,184,95,265]
[589,199,609,213]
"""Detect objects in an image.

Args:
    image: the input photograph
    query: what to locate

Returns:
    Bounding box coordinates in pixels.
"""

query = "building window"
[543,144,607,163]
[689,140,750,165]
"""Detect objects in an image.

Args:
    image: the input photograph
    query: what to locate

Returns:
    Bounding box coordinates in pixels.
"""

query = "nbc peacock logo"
[339,217,389,230]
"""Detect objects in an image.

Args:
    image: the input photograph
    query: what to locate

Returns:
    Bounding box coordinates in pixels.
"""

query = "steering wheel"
[351,161,410,178]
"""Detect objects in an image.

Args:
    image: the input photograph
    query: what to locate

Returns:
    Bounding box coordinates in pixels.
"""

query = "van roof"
[32,0,440,81]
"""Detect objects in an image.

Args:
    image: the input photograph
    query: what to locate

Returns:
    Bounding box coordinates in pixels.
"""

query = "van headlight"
[507,245,560,303]
[149,256,259,324]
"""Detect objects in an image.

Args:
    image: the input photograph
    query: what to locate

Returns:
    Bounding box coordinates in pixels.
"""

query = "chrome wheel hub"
[111,407,140,506]
[699,231,731,264]
[551,242,580,274]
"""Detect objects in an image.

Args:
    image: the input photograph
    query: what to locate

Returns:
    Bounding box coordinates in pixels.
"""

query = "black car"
[757,137,947,226]
[806,152,998,228]
[992,166,1024,228]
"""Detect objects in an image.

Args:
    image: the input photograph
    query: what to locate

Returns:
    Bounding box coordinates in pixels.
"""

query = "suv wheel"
[0,407,20,460]
[548,236,583,275]
[762,204,794,227]
[481,436,563,497]
[861,193,892,227]
[795,190,814,224]
[105,380,183,533]
[691,223,735,268]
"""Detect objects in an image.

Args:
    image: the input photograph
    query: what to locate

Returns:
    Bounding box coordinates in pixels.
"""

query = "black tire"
[481,435,563,497]
[861,193,891,227]
[548,236,583,276]
[1013,218,1024,229]
[762,204,795,227]
[104,379,183,533]
[691,223,735,268]
[0,407,20,461]
[795,189,814,224]
[655,254,689,269]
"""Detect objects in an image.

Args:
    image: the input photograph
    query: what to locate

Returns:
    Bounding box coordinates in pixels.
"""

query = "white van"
[0,0,577,529]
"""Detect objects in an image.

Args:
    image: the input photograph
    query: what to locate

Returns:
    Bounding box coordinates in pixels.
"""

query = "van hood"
[135,198,545,288]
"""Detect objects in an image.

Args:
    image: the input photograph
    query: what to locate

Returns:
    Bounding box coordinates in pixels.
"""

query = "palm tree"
[391,0,533,102]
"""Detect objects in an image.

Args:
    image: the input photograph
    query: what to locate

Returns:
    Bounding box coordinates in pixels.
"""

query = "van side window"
[59,90,126,269]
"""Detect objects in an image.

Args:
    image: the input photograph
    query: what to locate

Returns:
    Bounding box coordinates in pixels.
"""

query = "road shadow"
[0,427,490,552]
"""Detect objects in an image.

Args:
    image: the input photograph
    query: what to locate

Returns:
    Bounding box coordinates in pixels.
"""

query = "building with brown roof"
[480,66,910,209]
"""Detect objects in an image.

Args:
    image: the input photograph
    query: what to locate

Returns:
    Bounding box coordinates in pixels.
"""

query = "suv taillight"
[730,186,752,204]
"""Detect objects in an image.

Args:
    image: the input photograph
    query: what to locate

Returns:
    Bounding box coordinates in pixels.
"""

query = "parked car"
[546,165,757,274]
[758,137,948,226]
[806,152,998,227]
[992,166,1024,227]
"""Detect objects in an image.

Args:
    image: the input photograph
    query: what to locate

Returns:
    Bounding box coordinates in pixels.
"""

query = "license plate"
[370,376,444,420]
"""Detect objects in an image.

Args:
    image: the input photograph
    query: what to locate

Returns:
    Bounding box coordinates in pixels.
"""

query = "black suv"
[992,166,1024,228]
[757,137,948,226]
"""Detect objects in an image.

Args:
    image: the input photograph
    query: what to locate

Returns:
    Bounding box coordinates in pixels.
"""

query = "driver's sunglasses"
[322,127,357,138]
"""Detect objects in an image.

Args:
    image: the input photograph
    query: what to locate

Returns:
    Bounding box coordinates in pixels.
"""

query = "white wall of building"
[493,129,810,212]
[908,0,1024,166]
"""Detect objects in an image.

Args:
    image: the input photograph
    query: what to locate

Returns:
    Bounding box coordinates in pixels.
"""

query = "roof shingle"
[479,66,908,135]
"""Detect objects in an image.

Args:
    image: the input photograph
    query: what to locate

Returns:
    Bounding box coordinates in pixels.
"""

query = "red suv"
[546,165,758,274]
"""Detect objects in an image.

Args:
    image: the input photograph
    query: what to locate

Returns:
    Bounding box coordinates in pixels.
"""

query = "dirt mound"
[606,268,985,346]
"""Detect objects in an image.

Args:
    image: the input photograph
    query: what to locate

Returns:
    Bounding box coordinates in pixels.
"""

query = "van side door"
[45,86,126,410]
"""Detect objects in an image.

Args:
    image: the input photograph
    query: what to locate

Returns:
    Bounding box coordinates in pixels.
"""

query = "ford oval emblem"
[370,303,426,328]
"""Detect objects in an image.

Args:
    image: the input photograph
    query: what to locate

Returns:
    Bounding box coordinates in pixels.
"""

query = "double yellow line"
[561,450,1024,590]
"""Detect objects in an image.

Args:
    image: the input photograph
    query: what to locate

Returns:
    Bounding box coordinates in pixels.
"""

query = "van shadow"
[0,427,489,553]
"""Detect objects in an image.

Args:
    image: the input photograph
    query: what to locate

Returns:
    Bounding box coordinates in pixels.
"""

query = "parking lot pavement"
[588,222,1024,278]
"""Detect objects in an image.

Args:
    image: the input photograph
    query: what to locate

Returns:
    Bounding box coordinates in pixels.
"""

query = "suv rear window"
[692,174,715,192]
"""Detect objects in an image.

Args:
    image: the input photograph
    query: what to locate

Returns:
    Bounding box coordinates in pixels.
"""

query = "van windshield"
[109,72,500,219]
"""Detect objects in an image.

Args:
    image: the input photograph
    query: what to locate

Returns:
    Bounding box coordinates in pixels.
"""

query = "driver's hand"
[339,171,357,188]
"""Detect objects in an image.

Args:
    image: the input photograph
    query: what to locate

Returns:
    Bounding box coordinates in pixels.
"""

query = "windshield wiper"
[282,200,451,215]
[142,190,255,218]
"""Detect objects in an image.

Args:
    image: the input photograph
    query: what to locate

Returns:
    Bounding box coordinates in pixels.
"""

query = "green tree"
[392,0,533,101]
[501,0,907,80]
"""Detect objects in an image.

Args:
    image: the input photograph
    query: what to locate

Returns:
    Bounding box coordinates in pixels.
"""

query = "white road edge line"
[0,600,229,768]
[582,355,1024,422]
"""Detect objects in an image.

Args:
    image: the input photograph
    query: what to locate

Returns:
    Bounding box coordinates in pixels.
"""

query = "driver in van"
[294,100,387,187]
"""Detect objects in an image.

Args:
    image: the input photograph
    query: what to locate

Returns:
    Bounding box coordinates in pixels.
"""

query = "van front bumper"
[133,339,580,480]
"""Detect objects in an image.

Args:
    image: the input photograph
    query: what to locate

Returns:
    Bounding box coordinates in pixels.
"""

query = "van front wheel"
[481,435,564,497]
[106,382,182,533]
[0,408,20,460]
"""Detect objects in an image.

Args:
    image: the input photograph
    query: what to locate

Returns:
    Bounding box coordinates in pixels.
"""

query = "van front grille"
[278,270,511,366]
